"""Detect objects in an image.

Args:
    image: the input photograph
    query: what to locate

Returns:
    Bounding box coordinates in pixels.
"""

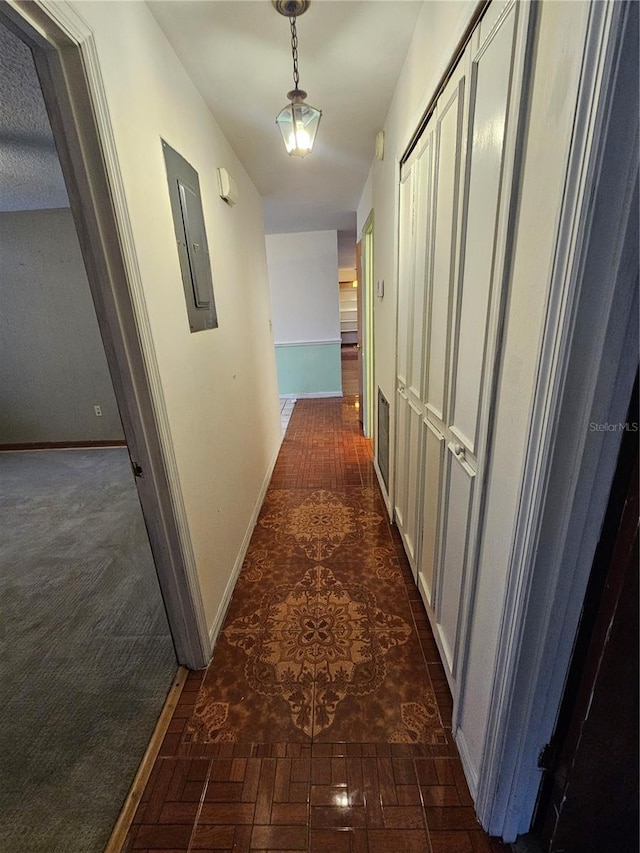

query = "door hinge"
[131,461,144,478]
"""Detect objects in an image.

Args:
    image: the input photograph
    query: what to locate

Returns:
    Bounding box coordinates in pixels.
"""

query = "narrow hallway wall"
[64,0,282,637]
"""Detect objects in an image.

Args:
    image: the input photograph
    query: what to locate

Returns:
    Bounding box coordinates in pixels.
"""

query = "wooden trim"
[104,667,189,853]
[0,440,127,452]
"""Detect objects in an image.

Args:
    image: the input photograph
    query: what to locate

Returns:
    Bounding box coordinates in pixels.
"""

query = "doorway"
[1,0,209,670]
[360,212,375,438]
[0,19,178,851]
[338,271,360,395]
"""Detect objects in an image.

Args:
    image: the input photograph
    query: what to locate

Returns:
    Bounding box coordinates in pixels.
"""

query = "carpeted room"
[0,22,176,849]
[0,448,176,851]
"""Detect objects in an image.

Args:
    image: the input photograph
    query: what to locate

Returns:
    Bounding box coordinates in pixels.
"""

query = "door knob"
[454,443,465,457]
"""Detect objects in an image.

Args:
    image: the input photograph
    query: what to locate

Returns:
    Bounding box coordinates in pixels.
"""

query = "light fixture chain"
[289,15,300,91]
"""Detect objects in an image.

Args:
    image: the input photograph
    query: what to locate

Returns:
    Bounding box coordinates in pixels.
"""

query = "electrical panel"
[162,140,218,332]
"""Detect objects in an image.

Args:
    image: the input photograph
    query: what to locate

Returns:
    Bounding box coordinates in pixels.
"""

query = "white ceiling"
[0,2,421,240]
[0,22,69,212]
[147,0,422,235]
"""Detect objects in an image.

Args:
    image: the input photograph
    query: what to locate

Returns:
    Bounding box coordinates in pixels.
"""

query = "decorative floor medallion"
[125,399,508,853]
[223,565,411,736]
[258,489,384,560]
[183,691,237,743]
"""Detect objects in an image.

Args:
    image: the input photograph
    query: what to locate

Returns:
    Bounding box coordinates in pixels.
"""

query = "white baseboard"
[455,726,479,802]
[373,458,392,520]
[207,433,283,648]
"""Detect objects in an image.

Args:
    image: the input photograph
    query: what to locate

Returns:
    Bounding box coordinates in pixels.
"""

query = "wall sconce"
[273,1,322,158]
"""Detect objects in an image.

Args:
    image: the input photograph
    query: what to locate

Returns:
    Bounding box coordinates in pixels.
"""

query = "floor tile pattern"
[341,348,360,396]
[124,398,508,852]
[279,398,297,434]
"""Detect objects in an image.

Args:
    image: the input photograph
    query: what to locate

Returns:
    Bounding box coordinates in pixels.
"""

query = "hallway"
[341,346,360,396]
[123,398,506,852]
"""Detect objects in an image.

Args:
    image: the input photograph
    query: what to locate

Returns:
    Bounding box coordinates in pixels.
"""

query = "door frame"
[355,240,364,420]
[533,380,638,849]
[476,0,638,839]
[2,0,211,669]
[361,211,375,439]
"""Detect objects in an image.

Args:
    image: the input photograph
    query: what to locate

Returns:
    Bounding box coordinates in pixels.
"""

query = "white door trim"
[3,0,211,668]
[362,212,375,440]
[476,0,638,839]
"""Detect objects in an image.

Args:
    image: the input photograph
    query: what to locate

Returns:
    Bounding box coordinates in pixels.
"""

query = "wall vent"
[377,388,390,492]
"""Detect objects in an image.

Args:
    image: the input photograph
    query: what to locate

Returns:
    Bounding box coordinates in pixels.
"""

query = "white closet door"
[449,6,518,457]
[396,166,415,389]
[394,383,409,532]
[437,446,476,674]
[404,400,422,573]
[417,57,469,616]
[391,0,530,696]
[409,138,433,401]
[395,136,434,576]
[395,164,414,536]
[425,69,467,425]
[419,419,445,608]
[434,1,524,688]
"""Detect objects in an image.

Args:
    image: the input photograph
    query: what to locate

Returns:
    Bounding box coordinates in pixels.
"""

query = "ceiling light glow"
[273,1,321,158]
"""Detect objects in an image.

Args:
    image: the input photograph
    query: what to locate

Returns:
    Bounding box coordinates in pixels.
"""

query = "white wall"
[265,230,339,344]
[69,0,281,633]
[0,208,124,444]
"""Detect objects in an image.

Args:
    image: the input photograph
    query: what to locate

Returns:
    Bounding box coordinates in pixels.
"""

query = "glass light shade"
[276,98,322,157]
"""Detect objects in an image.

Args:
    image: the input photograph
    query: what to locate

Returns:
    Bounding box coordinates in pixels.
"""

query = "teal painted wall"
[275,343,342,396]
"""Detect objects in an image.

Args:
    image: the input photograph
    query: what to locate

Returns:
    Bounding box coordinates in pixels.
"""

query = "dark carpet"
[0,449,177,852]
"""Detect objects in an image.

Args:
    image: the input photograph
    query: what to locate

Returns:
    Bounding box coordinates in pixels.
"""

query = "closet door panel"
[394,385,409,530]
[436,448,475,675]
[395,165,415,538]
[427,80,465,423]
[450,8,517,455]
[418,419,445,608]
[397,170,415,387]
[404,400,423,573]
[409,138,433,400]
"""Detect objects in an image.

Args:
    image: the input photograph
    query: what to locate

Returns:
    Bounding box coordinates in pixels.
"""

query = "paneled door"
[395,0,531,692]
[395,127,435,578]
[395,49,468,592]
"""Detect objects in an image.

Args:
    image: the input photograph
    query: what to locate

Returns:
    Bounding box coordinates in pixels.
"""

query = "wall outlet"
[94,405,103,417]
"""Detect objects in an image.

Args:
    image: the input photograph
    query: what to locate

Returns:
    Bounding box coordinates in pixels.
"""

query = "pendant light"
[273,0,322,158]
